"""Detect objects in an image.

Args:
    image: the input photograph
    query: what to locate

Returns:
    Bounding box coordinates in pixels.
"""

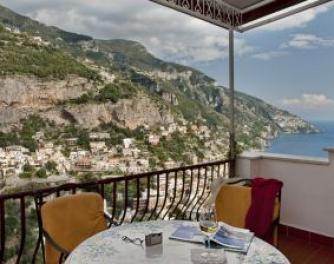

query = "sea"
[265,121,334,158]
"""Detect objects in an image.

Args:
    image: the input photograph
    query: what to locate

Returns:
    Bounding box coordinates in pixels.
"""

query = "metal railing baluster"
[165,171,178,220]
[140,176,151,221]
[149,174,160,220]
[131,177,140,223]
[174,170,186,219]
[120,180,129,224]
[16,197,26,264]
[195,167,209,220]
[188,168,201,220]
[180,169,194,219]
[32,196,43,264]
[0,199,5,262]
[111,182,117,224]
[156,172,169,219]
[196,166,215,218]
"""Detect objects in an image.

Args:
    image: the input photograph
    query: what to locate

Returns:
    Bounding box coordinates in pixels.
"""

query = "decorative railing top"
[149,0,243,29]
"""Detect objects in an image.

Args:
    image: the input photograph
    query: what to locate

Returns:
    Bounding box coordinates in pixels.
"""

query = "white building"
[90,142,107,153]
[148,134,160,145]
[89,132,111,141]
[123,138,135,149]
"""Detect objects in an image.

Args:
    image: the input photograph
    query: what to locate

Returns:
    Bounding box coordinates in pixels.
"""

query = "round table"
[66,221,290,264]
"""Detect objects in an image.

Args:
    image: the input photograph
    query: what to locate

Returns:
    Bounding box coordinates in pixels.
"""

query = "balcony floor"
[279,234,334,264]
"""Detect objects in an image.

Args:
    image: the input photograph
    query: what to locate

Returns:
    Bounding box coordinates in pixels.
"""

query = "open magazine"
[169,222,254,254]
[210,222,254,253]
[169,224,207,244]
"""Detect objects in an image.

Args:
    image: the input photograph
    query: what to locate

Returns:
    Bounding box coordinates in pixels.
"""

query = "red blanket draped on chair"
[245,178,283,240]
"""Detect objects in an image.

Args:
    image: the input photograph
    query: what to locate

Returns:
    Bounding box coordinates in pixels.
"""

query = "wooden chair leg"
[273,225,279,248]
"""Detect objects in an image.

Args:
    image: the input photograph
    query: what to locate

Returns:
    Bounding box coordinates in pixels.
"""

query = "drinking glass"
[199,205,218,234]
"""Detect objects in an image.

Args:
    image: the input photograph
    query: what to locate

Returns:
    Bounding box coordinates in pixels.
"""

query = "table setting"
[65,220,290,264]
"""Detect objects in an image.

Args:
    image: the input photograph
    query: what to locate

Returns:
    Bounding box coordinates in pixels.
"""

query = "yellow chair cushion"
[41,193,107,264]
[215,185,251,228]
[215,185,280,229]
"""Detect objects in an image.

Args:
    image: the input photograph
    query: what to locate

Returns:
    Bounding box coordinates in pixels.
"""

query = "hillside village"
[0,121,230,193]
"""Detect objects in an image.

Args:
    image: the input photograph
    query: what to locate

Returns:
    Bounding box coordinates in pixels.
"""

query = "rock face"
[0,107,33,130]
[63,104,114,128]
[0,75,175,131]
[63,96,174,129]
[0,76,93,107]
[111,97,174,129]
[0,76,95,130]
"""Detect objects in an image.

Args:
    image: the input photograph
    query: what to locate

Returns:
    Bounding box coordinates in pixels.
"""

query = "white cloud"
[255,1,334,31]
[0,0,255,64]
[281,94,334,109]
[281,34,334,49]
[251,51,288,61]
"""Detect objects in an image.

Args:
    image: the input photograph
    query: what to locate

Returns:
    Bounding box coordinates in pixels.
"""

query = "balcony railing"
[0,159,231,263]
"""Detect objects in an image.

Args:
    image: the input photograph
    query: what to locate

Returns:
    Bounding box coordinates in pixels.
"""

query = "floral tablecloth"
[66,221,290,264]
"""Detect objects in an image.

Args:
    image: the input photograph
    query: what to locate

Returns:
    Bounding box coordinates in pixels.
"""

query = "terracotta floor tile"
[278,235,334,264]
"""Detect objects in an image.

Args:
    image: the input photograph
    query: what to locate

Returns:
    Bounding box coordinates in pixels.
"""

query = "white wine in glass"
[199,205,218,234]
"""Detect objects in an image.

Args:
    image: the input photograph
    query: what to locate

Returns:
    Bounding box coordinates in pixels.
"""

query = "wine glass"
[199,205,218,234]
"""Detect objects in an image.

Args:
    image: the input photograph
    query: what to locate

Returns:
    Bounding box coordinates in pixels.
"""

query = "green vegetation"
[19,172,33,179]
[98,123,145,145]
[0,115,56,152]
[23,163,35,173]
[176,95,223,127]
[60,125,91,151]
[19,163,50,179]
[148,131,204,165]
[77,131,91,151]
[19,115,46,152]
[45,160,58,173]
[71,82,137,105]
[72,91,94,104]
[96,82,136,102]
[94,39,164,71]
[0,132,19,148]
[0,29,99,80]
[35,168,47,178]
[19,163,35,179]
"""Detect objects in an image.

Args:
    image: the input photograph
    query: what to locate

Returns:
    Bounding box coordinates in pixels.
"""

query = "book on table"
[169,222,254,254]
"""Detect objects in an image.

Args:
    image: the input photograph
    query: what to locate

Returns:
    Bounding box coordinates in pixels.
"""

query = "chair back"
[215,184,252,228]
[215,179,281,246]
[36,192,107,264]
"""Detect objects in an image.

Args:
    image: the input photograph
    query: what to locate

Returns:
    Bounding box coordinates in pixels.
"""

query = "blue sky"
[195,3,334,121]
[1,0,334,121]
